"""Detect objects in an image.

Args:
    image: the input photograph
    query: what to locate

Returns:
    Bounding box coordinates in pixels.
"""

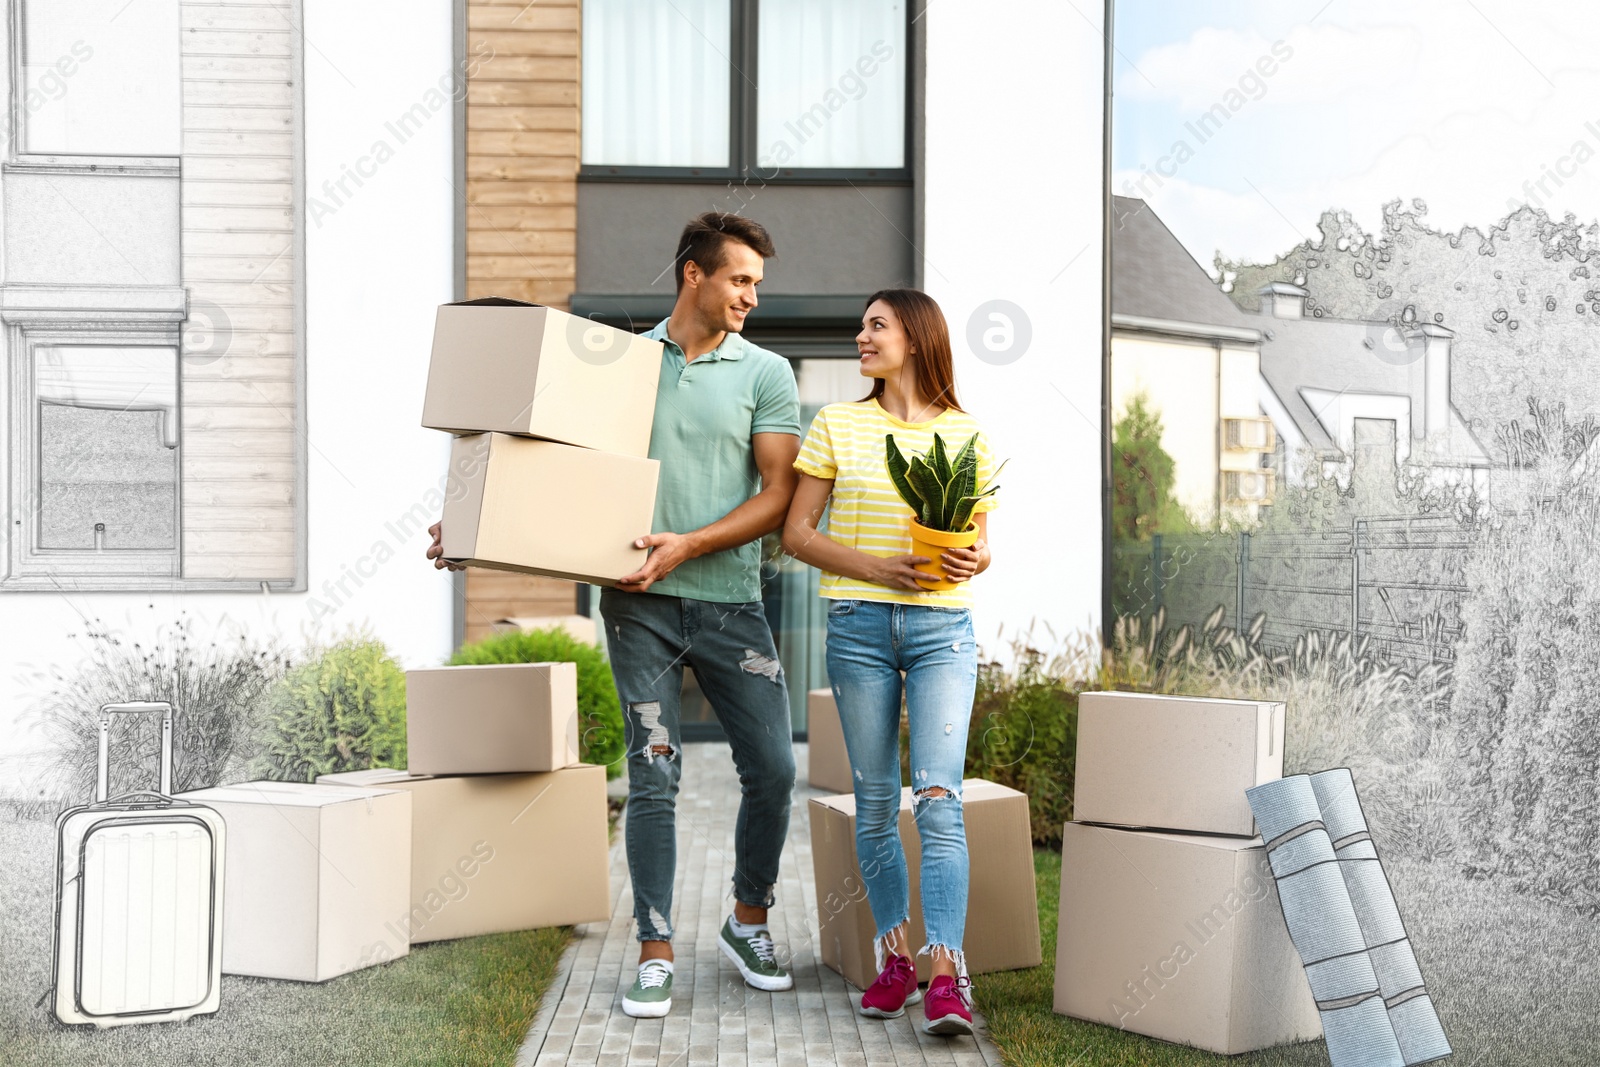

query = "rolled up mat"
[1310,769,1451,1065]
[1245,775,1405,1067]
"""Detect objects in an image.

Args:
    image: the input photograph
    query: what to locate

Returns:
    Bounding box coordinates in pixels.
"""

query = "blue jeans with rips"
[824,598,977,976]
[599,587,796,943]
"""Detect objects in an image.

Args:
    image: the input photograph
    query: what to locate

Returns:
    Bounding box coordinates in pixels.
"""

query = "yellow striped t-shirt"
[793,399,999,607]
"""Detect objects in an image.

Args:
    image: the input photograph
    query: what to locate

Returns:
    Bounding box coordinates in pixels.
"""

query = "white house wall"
[923,0,1105,652]
[1111,333,1220,522]
[0,0,457,790]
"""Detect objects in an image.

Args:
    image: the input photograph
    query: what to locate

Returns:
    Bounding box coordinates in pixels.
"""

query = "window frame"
[579,0,913,185]
[6,0,182,174]
[5,322,183,587]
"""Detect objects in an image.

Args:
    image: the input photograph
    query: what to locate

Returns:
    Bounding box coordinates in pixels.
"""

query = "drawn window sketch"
[1,0,304,591]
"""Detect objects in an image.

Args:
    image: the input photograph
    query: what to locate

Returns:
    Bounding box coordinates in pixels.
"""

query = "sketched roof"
[1255,315,1492,466]
[1111,196,1256,330]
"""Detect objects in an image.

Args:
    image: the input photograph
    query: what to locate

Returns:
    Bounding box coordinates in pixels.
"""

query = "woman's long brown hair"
[858,288,964,413]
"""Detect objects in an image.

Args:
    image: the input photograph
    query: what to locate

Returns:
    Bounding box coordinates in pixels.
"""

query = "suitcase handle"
[96,701,174,803]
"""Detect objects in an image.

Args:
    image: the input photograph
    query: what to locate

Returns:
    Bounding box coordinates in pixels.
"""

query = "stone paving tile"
[518,743,1009,1066]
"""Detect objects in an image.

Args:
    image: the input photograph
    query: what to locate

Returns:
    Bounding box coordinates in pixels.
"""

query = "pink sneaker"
[858,953,922,1018]
[921,974,974,1036]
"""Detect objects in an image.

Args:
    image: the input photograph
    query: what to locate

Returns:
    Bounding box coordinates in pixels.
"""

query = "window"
[580,0,908,179]
[581,0,731,168]
[1224,417,1276,451]
[756,0,906,170]
[1221,470,1275,505]
[16,0,182,159]
[10,333,182,583]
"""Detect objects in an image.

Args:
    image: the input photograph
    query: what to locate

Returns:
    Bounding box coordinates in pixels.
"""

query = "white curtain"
[582,0,732,167]
[756,0,905,170]
[23,0,181,156]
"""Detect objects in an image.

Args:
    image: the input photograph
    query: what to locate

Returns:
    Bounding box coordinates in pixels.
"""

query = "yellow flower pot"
[908,519,980,591]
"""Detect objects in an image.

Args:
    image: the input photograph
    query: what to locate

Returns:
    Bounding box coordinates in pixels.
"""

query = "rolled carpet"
[1309,769,1451,1065]
[1246,774,1405,1067]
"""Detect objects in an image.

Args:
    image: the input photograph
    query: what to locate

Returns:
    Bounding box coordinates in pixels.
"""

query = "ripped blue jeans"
[824,598,976,976]
[599,587,796,942]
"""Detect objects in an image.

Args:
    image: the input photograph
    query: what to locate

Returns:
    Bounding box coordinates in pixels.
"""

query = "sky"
[1111,0,1600,275]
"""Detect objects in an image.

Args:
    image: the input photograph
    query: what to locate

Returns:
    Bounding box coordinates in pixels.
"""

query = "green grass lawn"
[978,848,1600,1066]
[0,810,570,1067]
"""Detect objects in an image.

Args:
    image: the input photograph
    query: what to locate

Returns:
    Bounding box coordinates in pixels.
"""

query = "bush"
[27,612,288,812]
[965,647,1079,849]
[252,634,407,782]
[450,626,624,778]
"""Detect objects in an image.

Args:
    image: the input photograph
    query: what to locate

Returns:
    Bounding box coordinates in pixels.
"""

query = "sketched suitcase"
[49,702,226,1028]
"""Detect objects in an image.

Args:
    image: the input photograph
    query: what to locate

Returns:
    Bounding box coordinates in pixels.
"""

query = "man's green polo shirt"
[639,319,800,603]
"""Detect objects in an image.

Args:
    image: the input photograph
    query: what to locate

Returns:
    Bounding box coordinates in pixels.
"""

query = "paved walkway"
[516,742,1004,1067]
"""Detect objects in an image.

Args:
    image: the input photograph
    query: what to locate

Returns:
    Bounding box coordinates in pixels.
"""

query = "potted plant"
[885,431,1004,591]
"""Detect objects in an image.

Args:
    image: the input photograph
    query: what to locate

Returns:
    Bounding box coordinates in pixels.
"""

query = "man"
[427,212,801,1019]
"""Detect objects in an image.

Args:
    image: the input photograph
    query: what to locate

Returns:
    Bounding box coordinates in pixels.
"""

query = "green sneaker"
[622,959,673,1018]
[717,917,793,991]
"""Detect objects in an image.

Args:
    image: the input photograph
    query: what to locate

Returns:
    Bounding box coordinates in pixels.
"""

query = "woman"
[782,288,997,1036]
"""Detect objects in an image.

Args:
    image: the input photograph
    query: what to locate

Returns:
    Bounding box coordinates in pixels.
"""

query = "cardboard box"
[1054,821,1320,1054]
[173,781,411,982]
[421,297,662,457]
[806,688,853,795]
[1074,691,1284,836]
[491,614,598,644]
[441,432,659,586]
[809,779,1041,989]
[406,662,580,775]
[315,764,610,943]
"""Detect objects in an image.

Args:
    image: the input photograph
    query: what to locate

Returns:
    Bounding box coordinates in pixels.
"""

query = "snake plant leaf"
[884,434,922,513]
[907,456,945,527]
[950,484,1000,532]
[942,451,978,530]
[930,432,953,483]
[950,433,978,479]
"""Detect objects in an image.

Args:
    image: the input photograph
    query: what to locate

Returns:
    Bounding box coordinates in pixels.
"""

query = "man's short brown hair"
[674,212,776,292]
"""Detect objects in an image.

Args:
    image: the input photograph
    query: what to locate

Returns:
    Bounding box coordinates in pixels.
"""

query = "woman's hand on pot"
[868,553,933,591]
[941,539,986,582]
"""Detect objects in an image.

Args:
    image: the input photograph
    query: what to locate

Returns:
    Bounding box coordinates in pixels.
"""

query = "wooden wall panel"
[179,0,300,583]
[462,0,581,645]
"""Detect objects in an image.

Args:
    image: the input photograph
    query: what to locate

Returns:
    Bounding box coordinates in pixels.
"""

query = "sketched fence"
[1113,516,1471,666]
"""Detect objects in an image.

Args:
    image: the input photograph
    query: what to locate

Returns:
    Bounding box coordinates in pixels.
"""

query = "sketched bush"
[450,626,624,777]
[1450,402,1600,910]
[28,613,288,812]
[252,634,407,782]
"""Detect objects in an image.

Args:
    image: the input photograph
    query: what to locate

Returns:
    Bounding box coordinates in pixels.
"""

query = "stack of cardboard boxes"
[177,661,610,980]
[170,297,645,982]
[422,296,665,585]
[805,688,1043,989]
[1053,691,1323,1055]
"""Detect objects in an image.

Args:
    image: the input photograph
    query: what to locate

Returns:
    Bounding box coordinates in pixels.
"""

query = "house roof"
[1255,315,1491,466]
[1111,196,1256,331]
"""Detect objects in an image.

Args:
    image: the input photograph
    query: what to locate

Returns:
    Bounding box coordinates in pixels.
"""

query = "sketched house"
[1112,197,1492,513]
[1251,283,1492,498]
[1111,196,1274,525]
[1,2,304,591]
